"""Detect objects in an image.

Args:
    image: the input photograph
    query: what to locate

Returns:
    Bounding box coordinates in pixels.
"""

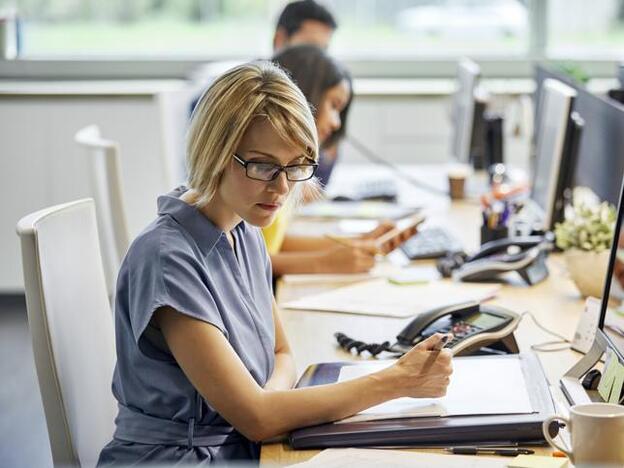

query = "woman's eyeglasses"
[232,153,317,182]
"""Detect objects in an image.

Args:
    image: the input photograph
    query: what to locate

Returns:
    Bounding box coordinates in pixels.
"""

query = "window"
[5,0,276,58]
[547,0,624,57]
[332,0,529,57]
[1,0,621,64]
[4,0,530,58]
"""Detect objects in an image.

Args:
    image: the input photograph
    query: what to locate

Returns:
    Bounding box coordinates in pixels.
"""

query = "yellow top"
[261,205,294,255]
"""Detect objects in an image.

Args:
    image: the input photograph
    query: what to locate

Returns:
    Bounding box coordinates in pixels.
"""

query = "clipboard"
[289,353,555,449]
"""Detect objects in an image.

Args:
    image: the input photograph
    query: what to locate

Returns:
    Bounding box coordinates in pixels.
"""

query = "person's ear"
[273,27,288,51]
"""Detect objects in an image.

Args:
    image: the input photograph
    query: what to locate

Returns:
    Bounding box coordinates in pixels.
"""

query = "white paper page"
[288,448,506,468]
[335,356,534,423]
[338,219,379,234]
[280,272,379,286]
[298,201,417,220]
[282,278,500,318]
[280,263,394,286]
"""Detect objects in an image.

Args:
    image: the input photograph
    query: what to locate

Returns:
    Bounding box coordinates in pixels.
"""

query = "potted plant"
[555,188,617,298]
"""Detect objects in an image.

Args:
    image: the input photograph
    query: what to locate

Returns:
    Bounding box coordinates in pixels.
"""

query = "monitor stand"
[560,331,612,405]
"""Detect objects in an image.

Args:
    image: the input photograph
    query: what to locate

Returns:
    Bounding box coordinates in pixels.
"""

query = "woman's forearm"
[280,235,334,252]
[270,251,324,275]
[253,367,400,441]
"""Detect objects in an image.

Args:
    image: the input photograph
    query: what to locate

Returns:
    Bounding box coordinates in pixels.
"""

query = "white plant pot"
[564,249,611,298]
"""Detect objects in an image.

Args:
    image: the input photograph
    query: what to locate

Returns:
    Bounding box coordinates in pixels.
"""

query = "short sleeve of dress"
[125,229,226,351]
[256,227,273,296]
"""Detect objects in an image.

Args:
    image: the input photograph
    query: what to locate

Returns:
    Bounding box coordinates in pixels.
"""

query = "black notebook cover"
[289,353,554,449]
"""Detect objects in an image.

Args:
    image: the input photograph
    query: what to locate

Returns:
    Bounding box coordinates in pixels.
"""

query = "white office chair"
[75,125,130,297]
[17,199,117,468]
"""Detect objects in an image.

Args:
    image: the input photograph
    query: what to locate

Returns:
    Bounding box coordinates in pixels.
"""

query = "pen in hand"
[324,234,354,249]
[431,333,452,351]
[324,234,377,255]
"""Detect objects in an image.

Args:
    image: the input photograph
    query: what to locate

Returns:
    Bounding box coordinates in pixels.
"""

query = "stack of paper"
[334,355,534,423]
[282,278,500,318]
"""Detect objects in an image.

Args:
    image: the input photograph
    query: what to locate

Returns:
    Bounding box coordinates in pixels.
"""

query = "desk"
[261,167,585,465]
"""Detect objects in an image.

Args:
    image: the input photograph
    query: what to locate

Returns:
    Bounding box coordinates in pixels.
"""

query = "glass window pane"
[7,0,275,58]
[5,0,529,58]
[331,0,529,57]
[547,0,624,57]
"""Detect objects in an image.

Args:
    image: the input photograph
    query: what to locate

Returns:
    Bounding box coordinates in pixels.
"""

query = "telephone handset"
[335,301,520,357]
[437,235,553,285]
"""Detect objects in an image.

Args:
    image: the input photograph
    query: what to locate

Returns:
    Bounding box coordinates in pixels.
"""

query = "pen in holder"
[480,199,510,245]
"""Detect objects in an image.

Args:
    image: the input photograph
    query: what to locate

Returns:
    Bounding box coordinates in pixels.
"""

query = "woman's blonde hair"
[187,61,319,207]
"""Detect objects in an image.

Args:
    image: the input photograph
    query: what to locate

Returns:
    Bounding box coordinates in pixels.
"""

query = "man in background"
[273,0,337,52]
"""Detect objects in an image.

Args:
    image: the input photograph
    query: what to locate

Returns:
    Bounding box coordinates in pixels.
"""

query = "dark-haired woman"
[262,45,415,276]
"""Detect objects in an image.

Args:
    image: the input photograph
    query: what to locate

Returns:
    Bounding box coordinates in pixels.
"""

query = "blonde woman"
[98,62,452,465]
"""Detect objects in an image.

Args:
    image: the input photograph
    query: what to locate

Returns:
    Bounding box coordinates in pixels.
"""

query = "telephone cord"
[521,311,572,352]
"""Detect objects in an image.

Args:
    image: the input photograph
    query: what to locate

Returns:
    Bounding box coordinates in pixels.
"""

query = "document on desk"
[287,448,506,468]
[298,200,418,220]
[280,272,379,286]
[282,278,500,318]
[334,356,534,423]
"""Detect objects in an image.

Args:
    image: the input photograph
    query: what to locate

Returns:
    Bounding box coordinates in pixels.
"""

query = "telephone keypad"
[444,321,483,347]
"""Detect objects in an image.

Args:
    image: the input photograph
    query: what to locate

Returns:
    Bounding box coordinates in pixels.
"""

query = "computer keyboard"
[400,227,463,260]
[352,178,398,202]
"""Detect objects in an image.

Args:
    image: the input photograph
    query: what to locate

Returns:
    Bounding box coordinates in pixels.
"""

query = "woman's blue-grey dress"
[98,187,276,465]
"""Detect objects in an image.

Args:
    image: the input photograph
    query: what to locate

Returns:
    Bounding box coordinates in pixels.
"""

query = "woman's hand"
[359,220,396,241]
[317,243,377,273]
[357,219,420,255]
[379,333,453,399]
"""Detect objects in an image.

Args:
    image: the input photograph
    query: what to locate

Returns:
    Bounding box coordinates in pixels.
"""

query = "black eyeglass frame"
[232,153,318,182]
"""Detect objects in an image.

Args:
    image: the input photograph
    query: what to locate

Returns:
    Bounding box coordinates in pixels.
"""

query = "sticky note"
[507,454,568,468]
[387,266,440,285]
[598,349,618,402]
[609,360,624,404]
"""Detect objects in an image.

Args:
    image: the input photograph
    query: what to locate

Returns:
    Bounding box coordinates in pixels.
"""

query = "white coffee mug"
[542,403,624,466]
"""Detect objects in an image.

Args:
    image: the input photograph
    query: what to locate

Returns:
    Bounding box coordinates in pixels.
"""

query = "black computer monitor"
[530,78,578,231]
[554,111,584,225]
[467,92,491,169]
[570,88,624,206]
[450,58,481,164]
[599,181,624,361]
[533,65,581,127]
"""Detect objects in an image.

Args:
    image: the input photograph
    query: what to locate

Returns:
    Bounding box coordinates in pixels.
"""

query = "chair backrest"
[17,199,117,468]
[75,125,130,296]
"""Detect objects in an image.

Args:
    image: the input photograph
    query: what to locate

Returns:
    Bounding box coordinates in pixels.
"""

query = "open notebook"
[282,278,500,318]
[334,355,534,424]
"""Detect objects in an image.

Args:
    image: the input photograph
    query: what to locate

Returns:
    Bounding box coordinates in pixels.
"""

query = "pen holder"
[480,223,508,245]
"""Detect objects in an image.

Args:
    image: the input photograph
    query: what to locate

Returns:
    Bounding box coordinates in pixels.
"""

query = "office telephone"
[436,235,553,285]
[335,301,520,357]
